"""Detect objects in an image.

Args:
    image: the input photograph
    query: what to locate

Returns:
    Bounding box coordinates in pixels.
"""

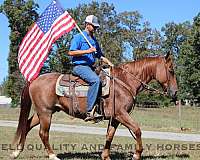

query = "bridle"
[100,62,171,97]
[101,60,172,137]
[119,65,170,97]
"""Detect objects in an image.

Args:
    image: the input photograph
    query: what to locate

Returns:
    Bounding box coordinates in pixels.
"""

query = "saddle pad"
[56,75,89,97]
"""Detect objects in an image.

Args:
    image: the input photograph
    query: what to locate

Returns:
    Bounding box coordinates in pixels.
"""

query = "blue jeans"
[73,65,100,112]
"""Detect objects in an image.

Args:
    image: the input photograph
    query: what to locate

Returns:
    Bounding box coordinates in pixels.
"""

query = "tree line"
[0,0,199,107]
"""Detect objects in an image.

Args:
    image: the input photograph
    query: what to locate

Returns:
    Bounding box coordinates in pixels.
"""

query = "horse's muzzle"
[170,91,178,105]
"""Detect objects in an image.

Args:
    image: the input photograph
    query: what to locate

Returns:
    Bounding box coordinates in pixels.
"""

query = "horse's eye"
[169,69,174,75]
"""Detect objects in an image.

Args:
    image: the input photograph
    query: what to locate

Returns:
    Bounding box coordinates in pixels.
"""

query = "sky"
[0,0,200,84]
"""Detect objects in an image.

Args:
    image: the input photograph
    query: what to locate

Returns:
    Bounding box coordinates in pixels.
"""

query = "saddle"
[55,67,111,116]
[59,74,88,97]
[59,74,88,88]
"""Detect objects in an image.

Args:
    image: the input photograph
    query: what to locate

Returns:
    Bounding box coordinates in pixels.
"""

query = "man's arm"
[68,47,96,56]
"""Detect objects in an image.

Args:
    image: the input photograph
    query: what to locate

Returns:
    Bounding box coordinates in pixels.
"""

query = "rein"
[101,65,169,136]
[100,67,135,98]
[101,67,136,135]
[119,66,168,96]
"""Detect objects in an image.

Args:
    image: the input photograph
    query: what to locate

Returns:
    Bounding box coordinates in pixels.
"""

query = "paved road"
[0,120,200,142]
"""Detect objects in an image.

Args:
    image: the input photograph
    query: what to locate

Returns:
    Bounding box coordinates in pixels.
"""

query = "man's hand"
[87,47,96,53]
[101,57,114,67]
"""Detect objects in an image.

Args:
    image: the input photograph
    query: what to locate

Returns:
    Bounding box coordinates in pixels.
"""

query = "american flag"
[18,0,75,82]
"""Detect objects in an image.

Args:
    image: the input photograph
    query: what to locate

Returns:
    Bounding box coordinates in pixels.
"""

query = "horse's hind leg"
[116,111,143,160]
[38,111,60,160]
[101,119,119,160]
[21,113,40,141]
[10,113,40,159]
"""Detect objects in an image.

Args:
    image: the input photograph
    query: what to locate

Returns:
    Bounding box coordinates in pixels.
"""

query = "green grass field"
[0,106,200,159]
[0,106,199,133]
[0,127,200,160]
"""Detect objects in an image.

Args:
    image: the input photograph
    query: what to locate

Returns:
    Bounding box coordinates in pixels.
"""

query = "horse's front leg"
[101,119,119,160]
[116,111,143,160]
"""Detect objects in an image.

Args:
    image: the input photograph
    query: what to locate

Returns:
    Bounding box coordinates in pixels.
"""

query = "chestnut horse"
[11,52,177,160]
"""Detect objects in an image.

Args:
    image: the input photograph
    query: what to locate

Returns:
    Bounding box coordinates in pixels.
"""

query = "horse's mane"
[120,56,163,69]
[118,56,164,80]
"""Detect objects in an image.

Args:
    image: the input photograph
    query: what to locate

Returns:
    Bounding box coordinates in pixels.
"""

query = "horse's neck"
[122,59,157,95]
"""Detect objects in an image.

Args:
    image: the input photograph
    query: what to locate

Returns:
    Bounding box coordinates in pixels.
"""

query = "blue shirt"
[69,31,103,66]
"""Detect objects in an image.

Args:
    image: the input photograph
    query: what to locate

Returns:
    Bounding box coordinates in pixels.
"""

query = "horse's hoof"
[101,155,111,160]
[49,154,61,160]
[101,149,111,160]
[101,157,111,160]
[133,153,140,160]
[10,150,21,159]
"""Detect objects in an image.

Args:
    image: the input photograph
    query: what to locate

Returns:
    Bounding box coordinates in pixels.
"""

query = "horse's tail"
[12,82,32,145]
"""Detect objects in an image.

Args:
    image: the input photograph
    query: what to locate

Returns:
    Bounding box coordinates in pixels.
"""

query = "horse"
[10,52,178,160]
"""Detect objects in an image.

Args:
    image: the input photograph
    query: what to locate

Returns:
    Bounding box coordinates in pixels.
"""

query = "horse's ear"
[165,51,172,63]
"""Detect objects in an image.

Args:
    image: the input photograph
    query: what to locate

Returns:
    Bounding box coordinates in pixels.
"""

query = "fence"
[132,105,200,132]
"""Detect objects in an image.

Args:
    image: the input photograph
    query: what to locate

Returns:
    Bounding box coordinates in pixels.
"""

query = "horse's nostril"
[172,91,178,101]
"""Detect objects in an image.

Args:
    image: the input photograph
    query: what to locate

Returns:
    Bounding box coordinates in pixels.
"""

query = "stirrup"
[84,113,103,122]
[84,112,94,122]
[84,111,103,122]
[84,105,103,121]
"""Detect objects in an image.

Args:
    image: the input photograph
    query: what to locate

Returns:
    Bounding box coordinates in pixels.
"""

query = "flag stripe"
[18,0,75,82]
[19,12,71,71]
[25,18,75,81]
[28,24,75,81]
[19,30,43,69]
[21,12,73,74]
[18,27,42,63]
[18,24,38,56]
[19,13,69,69]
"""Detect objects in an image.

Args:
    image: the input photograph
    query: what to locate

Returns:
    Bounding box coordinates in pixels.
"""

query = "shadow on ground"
[57,151,190,159]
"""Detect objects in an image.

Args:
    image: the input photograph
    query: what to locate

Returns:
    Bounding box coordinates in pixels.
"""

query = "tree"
[162,21,192,60]
[43,1,132,72]
[40,1,168,108]
[71,1,125,64]
[117,11,164,60]
[161,21,198,104]
[4,1,195,107]
[0,0,39,107]
[177,13,200,104]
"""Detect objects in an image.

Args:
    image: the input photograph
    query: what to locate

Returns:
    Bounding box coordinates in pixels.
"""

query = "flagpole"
[73,22,93,48]
[72,19,114,67]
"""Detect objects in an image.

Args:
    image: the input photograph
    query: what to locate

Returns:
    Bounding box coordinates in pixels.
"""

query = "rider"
[68,15,113,119]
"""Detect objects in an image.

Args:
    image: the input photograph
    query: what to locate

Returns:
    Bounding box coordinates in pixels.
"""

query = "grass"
[0,106,200,159]
[133,106,200,133]
[0,106,199,133]
[0,127,200,160]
